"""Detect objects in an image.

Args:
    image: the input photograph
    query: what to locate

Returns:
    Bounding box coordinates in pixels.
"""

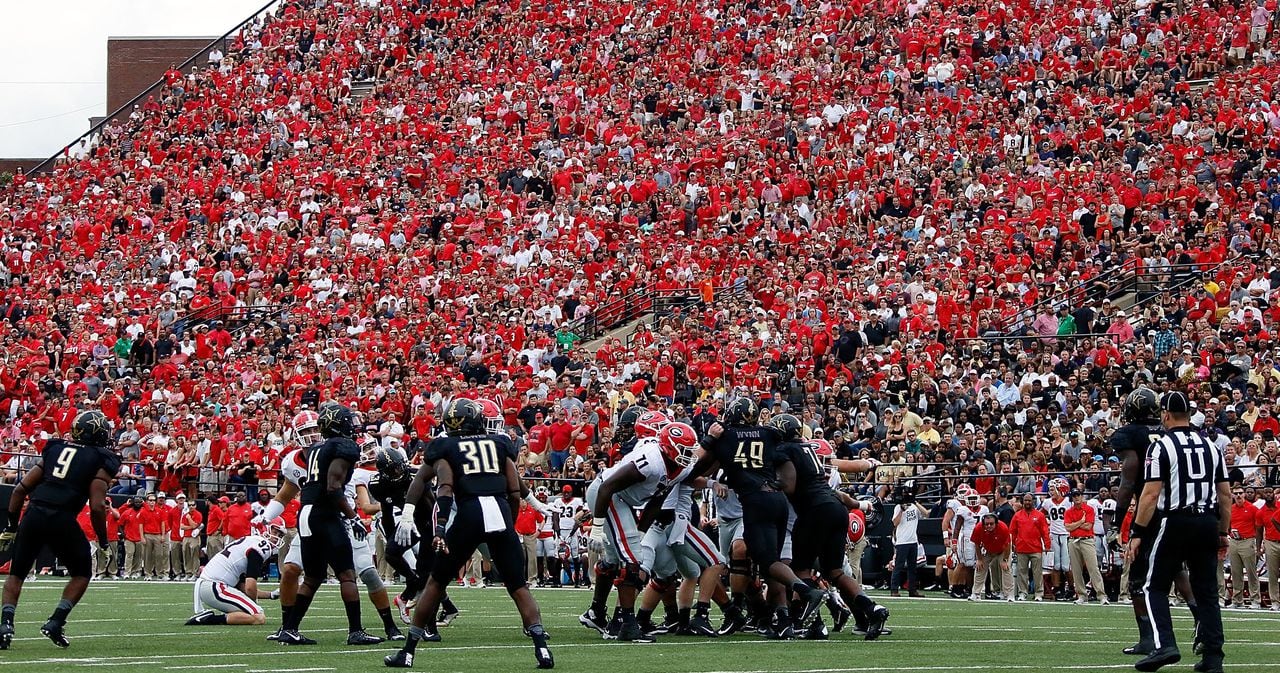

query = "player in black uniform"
[278,403,383,647]
[687,398,826,639]
[385,399,552,669]
[367,447,459,626]
[770,414,890,641]
[1110,387,1202,657]
[1,411,120,650]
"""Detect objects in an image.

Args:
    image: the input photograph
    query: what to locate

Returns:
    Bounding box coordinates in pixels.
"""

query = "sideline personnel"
[1125,392,1228,673]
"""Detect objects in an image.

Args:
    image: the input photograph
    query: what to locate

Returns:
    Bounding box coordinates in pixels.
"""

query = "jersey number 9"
[733,441,765,469]
[51,446,78,479]
[459,440,501,475]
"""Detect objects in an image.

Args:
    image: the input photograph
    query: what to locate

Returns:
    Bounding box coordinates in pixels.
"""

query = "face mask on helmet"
[658,422,698,467]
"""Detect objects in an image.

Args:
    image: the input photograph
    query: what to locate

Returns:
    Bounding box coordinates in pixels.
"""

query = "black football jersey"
[1110,423,1164,491]
[779,441,841,511]
[707,425,785,496]
[29,439,121,512]
[367,474,427,535]
[299,437,360,511]
[425,434,518,499]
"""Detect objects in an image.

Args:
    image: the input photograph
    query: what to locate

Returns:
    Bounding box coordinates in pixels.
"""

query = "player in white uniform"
[550,485,585,586]
[532,487,561,586]
[185,519,285,626]
[1040,478,1072,599]
[259,420,403,641]
[585,424,693,642]
[941,485,987,598]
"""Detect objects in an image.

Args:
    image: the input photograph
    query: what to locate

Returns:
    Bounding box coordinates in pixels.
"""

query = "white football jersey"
[344,466,377,508]
[280,448,307,488]
[202,534,273,585]
[955,504,989,536]
[601,438,676,508]
[1041,496,1070,535]
[551,497,584,535]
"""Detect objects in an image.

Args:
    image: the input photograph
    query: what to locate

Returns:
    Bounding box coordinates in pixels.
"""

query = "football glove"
[0,530,15,552]
[588,517,606,553]
[349,519,368,542]
[395,504,417,547]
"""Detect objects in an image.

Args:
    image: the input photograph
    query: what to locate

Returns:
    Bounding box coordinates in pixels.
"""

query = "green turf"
[1,580,1275,672]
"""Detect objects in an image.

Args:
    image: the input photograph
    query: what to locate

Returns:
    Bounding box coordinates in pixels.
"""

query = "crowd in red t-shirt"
[2,0,1280,499]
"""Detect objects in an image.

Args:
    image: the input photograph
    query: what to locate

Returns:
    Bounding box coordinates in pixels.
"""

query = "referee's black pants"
[1140,512,1224,656]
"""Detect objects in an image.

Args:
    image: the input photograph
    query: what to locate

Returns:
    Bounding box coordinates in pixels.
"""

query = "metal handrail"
[27,0,282,175]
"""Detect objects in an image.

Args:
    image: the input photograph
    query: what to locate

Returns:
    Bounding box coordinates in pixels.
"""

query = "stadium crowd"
[3,0,1280,603]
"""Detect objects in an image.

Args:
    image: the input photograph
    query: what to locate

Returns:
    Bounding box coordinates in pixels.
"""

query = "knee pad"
[360,566,386,593]
[595,560,619,577]
[647,576,674,594]
[618,563,646,590]
[728,559,752,577]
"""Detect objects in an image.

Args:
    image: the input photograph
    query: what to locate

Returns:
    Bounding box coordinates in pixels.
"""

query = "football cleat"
[831,604,852,633]
[1125,642,1155,656]
[603,613,624,640]
[525,625,554,669]
[384,650,414,668]
[686,615,717,638]
[346,630,385,646]
[760,620,795,640]
[578,608,608,635]
[185,610,217,626]
[795,587,826,629]
[393,595,413,625]
[801,618,829,640]
[638,618,667,637]
[0,623,13,650]
[865,606,890,641]
[438,605,460,627]
[616,620,655,643]
[385,625,405,641]
[276,629,317,646]
[40,621,70,648]
[717,611,747,637]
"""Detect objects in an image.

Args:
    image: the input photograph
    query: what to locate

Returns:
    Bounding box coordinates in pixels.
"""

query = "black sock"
[49,599,75,626]
[280,604,293,628]
[636,607,653,624]
[2,604,15,627]
[1137,615,1154,645]
[790,580,811,597]
[592,572,615,608]
[344,599,363,632]
[286,593,314,630]
[202,613,228,625]
[852,593,875,617]
[441,596,457,614]
[695,601,710,618]
[679,606,692,627]
[378,606,396,631]
[405,626,425,653]
[731,594,746,610]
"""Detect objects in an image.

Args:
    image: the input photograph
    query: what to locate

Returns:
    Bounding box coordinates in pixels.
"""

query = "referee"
[1125,391,1229,673]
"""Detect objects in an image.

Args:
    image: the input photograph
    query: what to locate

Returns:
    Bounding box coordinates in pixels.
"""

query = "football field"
[2,580,1276,672]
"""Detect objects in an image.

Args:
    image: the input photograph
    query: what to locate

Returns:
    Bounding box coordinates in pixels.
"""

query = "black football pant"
[1140,512,1224,656]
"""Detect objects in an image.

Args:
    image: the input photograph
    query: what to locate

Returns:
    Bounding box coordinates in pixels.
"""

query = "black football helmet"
[318,402,359,439]
[616,406,645,443]
[769,413,803,441]
[1124,387,1160,424]
[72,410,112,446]
[858,494,885,528]
[724,397,759,426]
[375,446,411,482]
[443,398,486,436]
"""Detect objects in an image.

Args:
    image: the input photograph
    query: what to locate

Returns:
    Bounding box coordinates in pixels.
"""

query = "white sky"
[0,1,268,158]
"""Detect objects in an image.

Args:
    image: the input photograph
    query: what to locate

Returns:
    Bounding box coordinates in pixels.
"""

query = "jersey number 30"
[459,440,501,475]
[733,441,765,469]
[51,446,78,478]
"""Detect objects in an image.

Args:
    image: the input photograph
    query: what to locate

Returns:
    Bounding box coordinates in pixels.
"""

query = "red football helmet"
[358,434,380,464]
[1050,478,1071,498]
[635,410,670,438]
[808,439,834,468]
[477,399,504,434]
[657,422,698,467]
[255,516,287,551]
[292,410,321,446]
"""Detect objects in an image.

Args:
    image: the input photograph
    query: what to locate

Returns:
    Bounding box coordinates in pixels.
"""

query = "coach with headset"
[1125,391,1229,673]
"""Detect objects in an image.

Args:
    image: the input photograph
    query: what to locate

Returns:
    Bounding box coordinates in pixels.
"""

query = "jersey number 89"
[459,440,501,475]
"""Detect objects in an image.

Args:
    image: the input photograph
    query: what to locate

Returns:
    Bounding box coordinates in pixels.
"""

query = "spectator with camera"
[889,480,927,597]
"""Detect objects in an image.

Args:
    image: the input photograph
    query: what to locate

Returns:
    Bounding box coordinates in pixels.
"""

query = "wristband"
[401,503,416,521]
[592,516,606,529]
[435,495,454,530]
[1129,523,1148,539]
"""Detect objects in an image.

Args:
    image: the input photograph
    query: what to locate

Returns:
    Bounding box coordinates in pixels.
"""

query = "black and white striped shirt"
[1143,427,1225,512]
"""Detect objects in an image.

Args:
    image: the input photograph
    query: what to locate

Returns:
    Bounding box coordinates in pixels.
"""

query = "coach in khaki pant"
[119,496,145,577]
[1010,493,1050,600]
[1065,491,1108,603]
[1221,488,1262,607]
[970,513,1014,600]
[1261,497,1280,609]
[138,495,169,579]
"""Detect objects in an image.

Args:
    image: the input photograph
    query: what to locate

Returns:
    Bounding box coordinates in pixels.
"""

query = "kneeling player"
[187,518,286,626]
